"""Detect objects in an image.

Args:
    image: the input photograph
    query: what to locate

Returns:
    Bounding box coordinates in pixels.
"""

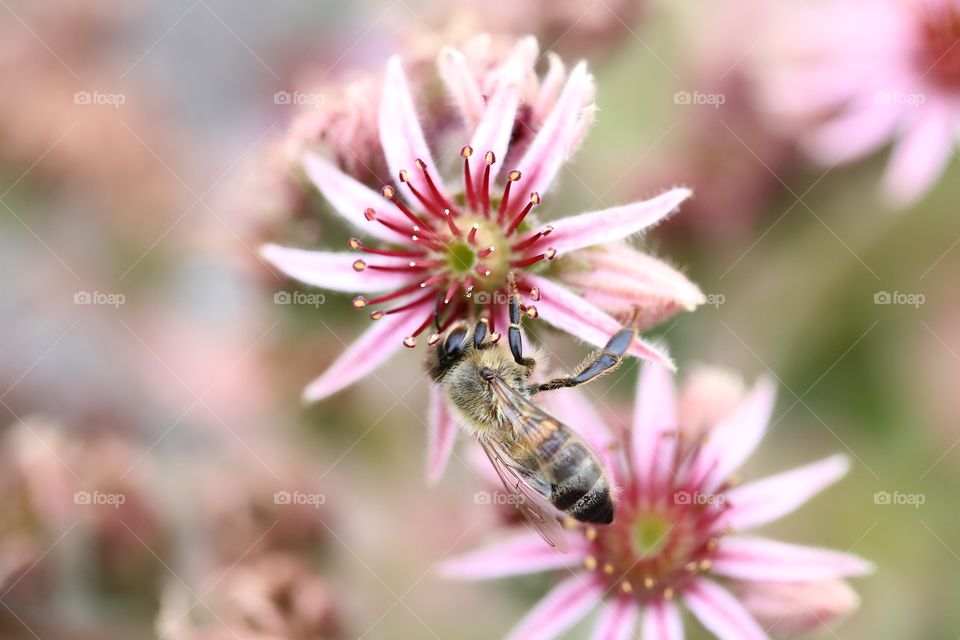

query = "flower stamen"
[506,192,540,237]
[497,170,522,223]
[481,151,495,217]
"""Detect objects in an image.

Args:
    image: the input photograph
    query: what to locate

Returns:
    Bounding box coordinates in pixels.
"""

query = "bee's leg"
[507,273,534,366]
[473,316,489,349]
[532,321,638,393]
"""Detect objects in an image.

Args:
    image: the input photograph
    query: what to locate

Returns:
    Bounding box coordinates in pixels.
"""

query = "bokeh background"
[1,0,957,638]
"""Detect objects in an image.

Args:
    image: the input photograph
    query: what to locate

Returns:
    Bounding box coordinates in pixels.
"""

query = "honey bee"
[427,277,639,551]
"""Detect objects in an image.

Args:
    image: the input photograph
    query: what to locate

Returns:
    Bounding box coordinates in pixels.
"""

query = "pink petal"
[514,62,594,201]
[641,599,684,640]
[688,377,777,493]
[379,57,449,204]
[505,575,604,640]
[804,101,901,166]
[467,36,538,186]
[301,300,432,401]
[546,189,692,255]
[526,275,674,369]
[532,53,566,121]
[883,102,954,206]
[440,532,587,580]
[712,537,875,581]
[437,46,485,128]
[540,386,621,481]
[300,152,400,243]
[631,363,678,495]
[591,596,641,640]
[720,454,850,532]
[260,244,417,292]
[733,579,861,636]
[426,384,458,484]
[683,579,769,640]
[558,244,705,327]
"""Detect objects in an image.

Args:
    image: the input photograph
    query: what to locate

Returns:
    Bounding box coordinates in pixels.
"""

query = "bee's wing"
[479,435,570,554]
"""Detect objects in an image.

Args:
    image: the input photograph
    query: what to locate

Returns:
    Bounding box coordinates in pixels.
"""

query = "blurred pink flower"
[0,419,165,603]
[157,552,343,640]
[761,0,960,206]
[442,364,871,639]
[261,38,699,480]
[733,579,861,636]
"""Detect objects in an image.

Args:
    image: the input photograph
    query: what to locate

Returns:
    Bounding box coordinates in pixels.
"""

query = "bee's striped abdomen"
[547,441,613,524]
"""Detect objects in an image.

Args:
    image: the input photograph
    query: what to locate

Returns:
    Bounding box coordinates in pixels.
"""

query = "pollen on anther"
[381,185,395,199]
[399,169,410,183]
[364,208,377,221]
[525,305,538,319]
[352,296,367,308]
[427,333,441,346]
[415,158,427,171]
[489,331,501,343]
[530,287,541,301]
[530,192,541,205]
[370,310,385,320]
[585,527,597,541]
[664,587,675,601]
[352,259,367,272]
[643,576,656,589]
[602,563,614,575]
[507,169,521,181]
[584,556,598,571]
[545,248,557,261]
[348,237,363,250]
[699,559,713,571]
[403,336,417,348]
[460,145,474,158]
[485,151,495,165]
[620,581,633,594]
